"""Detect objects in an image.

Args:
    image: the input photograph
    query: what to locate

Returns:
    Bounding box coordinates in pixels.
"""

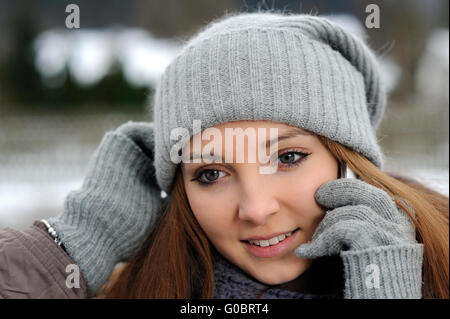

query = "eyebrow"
[187,127,312,162]
[264,127,312,149]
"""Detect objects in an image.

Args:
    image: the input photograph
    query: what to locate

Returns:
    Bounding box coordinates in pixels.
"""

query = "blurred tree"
[2,12,44,106]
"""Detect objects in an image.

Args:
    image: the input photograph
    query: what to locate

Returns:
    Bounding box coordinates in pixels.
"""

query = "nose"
[238,177,280,225]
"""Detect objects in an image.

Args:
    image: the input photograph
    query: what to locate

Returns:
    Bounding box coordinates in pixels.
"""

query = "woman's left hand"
[295,178,417,256]
[295,178,424,298]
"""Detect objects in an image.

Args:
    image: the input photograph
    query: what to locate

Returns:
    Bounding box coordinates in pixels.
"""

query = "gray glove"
[295,178,424,298]
[47,121,164,297]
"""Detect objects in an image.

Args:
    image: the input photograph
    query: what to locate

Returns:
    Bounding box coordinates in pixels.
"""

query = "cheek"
[284,181,326,241]
[283,160,337,226]
[287,180,325,222]
[184,187,234,241]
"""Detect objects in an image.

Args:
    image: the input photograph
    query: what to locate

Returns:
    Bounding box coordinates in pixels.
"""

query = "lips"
[242,228,301,258]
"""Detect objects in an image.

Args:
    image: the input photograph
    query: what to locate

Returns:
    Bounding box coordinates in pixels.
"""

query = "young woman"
[101,11,448,299]
[0,11,448,299]
[99,120,448,299]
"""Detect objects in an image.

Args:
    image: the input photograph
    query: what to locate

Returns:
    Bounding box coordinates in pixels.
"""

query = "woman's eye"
[277,150,309,167]
[193,169,226,185]
[279,152,298,164]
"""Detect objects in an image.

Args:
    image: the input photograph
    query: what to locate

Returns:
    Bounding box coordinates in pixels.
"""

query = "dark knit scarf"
[212,250,344,299]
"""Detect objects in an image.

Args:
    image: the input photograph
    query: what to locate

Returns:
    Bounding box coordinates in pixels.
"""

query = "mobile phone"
[339,163,357,179]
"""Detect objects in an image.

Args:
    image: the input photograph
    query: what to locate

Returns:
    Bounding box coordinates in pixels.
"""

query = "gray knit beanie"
[152,11,387,194]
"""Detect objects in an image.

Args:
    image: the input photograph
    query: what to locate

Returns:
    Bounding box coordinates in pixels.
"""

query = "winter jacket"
[0,220,88,298]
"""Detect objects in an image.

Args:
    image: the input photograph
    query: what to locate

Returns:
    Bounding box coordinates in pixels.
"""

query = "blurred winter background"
[0,0,448,230]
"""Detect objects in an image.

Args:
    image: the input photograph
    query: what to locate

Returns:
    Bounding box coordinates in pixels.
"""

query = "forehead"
[182,120,316,153]
[183,121,315,151]
[180,120,319,167]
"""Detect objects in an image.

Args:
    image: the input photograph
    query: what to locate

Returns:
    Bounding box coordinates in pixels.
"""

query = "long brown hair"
[101,135,449,299]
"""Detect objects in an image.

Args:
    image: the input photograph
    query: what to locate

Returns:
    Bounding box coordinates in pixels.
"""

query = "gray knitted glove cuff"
[48,128,163,297]
[340,243,424,299]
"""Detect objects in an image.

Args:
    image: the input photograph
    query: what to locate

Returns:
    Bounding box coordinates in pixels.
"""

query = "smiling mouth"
[241,228,301,258]
[241,228,301,247]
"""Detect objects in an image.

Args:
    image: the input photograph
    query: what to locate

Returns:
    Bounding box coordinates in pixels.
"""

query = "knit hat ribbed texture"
[152,11,387,193]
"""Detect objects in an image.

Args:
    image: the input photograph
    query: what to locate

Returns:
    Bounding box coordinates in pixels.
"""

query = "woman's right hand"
[46,121,165,297]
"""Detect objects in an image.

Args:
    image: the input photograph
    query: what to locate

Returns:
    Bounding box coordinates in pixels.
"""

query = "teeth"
[260,240,270,247]
[248,230,295,247]
[268,237,279,245]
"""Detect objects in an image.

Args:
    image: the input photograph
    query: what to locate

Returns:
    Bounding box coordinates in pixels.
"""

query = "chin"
[251,256,310,285]
[250,263,308,285]
[252,271,298,285]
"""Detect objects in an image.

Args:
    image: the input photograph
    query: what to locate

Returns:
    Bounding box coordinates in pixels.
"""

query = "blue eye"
[191,150,310,186]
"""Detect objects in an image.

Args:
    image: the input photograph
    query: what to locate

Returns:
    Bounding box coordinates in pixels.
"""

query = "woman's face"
[181,120,339,285]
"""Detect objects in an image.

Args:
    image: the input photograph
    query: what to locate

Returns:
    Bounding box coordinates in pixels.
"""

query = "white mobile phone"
[339,163,357,179]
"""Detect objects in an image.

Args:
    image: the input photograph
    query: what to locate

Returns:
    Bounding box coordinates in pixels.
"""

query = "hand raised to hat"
[47,121,164,297]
